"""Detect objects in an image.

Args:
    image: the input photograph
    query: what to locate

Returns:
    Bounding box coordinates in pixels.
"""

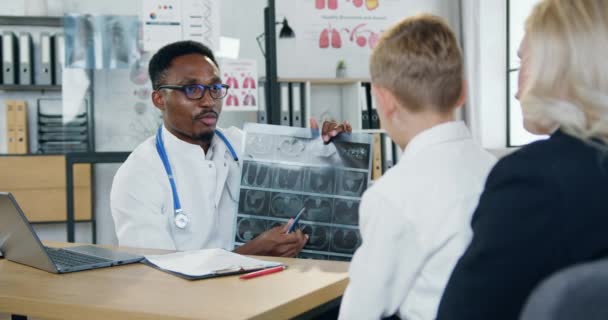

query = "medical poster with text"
[234,123,372,261]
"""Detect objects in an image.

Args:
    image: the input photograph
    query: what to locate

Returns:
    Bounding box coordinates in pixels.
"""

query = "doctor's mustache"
[193,110,219,120]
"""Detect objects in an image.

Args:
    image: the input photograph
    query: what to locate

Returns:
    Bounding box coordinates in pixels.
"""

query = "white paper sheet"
[144,248,281,277]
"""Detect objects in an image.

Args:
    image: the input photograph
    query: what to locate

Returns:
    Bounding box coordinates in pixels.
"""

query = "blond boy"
[338,15,496,319]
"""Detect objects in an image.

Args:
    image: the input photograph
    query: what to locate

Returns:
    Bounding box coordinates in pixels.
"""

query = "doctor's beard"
[193,130,215,143]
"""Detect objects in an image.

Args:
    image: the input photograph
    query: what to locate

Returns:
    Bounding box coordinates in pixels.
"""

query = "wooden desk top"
[0,242,349,320]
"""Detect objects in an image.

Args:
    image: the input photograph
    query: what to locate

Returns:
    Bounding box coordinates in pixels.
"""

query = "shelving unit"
[278,78,371,131]
[0,15,95,242]
[0,85,61,91]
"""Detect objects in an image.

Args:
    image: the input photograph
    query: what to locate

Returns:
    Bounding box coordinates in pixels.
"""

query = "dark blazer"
[436,130,608,320]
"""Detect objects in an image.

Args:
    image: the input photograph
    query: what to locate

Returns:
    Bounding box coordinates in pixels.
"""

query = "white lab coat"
[339,121,497,320]
[110,125,243,251]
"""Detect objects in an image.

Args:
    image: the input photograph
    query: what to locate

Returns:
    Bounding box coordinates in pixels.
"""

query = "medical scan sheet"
[234,123,372,260]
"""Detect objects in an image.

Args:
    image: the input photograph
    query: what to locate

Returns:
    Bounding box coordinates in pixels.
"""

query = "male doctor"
[111,41,350,256]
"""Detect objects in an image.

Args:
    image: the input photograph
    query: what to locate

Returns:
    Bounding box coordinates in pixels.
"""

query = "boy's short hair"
[148,40,218,90]
[370,14,463,113]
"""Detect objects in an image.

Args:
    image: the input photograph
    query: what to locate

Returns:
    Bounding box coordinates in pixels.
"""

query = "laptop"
[0,192,144,273]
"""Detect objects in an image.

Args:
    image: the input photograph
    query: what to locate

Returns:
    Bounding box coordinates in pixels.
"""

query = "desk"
[0,242,349,320]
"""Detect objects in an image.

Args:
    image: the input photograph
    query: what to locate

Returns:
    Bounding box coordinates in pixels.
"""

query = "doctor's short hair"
[148,40,219,90]
[370,14,463,113]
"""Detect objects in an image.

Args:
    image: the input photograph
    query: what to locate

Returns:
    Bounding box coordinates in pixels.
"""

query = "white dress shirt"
[110,125,243,251]
[339,121,497,320]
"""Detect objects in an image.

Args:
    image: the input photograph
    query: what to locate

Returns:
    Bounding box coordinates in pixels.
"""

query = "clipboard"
[143,248,284,281]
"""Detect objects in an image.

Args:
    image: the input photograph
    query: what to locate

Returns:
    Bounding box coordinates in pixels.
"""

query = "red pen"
[239,265,287,280]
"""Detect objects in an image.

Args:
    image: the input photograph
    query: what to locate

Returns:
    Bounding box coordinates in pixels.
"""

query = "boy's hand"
[310,118,353,144]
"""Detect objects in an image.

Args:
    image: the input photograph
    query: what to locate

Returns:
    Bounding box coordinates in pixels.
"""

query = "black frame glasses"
[157,83,230,100]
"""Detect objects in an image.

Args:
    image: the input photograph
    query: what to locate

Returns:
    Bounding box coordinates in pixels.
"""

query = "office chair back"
[520,258,608,320]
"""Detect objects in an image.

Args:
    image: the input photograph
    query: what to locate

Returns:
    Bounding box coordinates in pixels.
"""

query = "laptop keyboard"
[45,247,110,267]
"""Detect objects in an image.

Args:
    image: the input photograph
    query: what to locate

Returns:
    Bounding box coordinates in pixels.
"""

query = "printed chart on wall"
[220,59,258,112]
[234,123,372,261]
[141,0,220,52]
[276,0,457,78]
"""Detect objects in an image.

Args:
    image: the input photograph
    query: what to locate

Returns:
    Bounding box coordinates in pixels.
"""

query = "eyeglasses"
[157,83,230,100]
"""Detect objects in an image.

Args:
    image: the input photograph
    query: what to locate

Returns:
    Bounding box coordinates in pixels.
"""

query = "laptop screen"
[0,192,58,272]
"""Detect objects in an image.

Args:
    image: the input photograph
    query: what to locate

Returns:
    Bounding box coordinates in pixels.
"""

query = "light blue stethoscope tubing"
[155,125,238,229]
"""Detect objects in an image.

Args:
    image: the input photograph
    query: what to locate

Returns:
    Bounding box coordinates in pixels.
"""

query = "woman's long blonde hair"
[521,0,608,144]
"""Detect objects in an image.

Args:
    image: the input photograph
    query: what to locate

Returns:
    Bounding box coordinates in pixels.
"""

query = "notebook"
[144,248,283,280]
[0,192,144,273]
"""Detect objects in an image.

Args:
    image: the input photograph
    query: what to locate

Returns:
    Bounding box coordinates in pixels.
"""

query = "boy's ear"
[372,85,397,117]
[152,90,166,111]
[454,80,467,109]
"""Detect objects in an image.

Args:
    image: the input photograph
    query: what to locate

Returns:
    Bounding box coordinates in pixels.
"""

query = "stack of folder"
[279,82,305,127]
[37,99,88,154]
[359,82,380,129]
[1,31,64,85]
[5,100,29,154]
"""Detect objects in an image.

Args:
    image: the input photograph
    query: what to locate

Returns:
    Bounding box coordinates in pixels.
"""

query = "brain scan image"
[245,133,275,160]
[242,161,273,188]
[303,196,333,223]
[272,165,303,191]
[336,170,368,197]
[276,136,307,159]
[270,193,304,218]
[333,199,359,226]
[301,223,331,251]
[331,228,361,254]
[238,189,269,216]
[235,217,267,243]
[304,167,335,194]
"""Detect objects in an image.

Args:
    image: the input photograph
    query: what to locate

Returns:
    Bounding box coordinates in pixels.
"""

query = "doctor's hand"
[234,220,308,257]
[310,118,353,144]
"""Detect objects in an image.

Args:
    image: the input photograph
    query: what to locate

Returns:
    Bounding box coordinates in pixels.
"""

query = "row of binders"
[360,83,380,129]
[1,31,64,85]
[279,82,305,127]
[256,81,306,127]
[5,100,29,154]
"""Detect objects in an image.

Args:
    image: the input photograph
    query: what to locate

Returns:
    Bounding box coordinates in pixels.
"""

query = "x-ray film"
[234,123,372,260]
[64,15,139,70]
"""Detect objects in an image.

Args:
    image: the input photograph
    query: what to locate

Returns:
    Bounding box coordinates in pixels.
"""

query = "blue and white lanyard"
[155,125,238,229]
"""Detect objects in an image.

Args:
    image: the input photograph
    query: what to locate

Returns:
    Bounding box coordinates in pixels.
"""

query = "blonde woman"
[437,0,608,319]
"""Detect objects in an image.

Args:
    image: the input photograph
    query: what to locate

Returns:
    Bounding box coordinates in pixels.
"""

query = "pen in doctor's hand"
[239,265,287,280]
[286,207,307,234]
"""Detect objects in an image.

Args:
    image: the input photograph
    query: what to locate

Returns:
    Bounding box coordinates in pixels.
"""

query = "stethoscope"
[155,125,238,229]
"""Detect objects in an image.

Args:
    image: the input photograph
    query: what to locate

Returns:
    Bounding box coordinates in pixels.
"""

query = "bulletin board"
[275,0,460,79]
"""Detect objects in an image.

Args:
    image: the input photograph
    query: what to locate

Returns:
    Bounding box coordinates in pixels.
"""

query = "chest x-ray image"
[235,123,372,260]
[238,189,269,216]
[333,199,359,226]
[64,14,139,70]
[241,161,273,188]
[270,193,303,218]
[304,167,335,194]
[272,164,304,191]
